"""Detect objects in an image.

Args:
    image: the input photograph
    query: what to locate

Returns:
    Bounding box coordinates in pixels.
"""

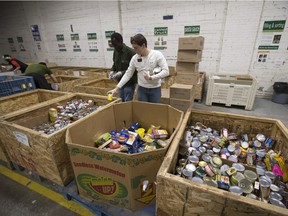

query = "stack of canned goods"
[175,122,287,209]
[32,99,102,135]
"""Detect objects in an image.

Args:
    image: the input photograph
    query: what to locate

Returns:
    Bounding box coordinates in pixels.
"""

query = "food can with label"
[49,108,58,123]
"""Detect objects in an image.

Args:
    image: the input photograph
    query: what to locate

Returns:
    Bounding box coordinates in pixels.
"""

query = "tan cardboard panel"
[177,50,202,63]
[178,36,205,50]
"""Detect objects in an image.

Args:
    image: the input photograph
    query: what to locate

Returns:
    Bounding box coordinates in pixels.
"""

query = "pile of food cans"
[32,99,102,135]
[94,123,169,154]
[176,122,287,209]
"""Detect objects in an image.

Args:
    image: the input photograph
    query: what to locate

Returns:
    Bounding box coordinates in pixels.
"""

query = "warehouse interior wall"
[0,1,287,98]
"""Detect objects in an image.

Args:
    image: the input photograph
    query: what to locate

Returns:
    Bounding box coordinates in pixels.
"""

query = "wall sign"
[31,25,41,41]
[56,34,66,51]
[154,27,168,50]
[87,33,98,52]
[8,37,16,52]
[184,25,200,35]
[258,20,286,50]
[17,37,26,51]
[105,30,115,51]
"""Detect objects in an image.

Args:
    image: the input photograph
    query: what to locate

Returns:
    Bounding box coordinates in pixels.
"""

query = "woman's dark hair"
[111,32,123,43]
[130,34,147,47]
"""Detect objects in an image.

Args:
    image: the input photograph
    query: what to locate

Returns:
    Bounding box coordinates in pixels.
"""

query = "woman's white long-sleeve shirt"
[117,49,169,89]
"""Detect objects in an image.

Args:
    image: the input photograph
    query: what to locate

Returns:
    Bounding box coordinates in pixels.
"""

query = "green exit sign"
[105,31,115,38]
[154,27,168,36]
[263,20,286,31]
[87,33,97,40]
[184,25,200,35]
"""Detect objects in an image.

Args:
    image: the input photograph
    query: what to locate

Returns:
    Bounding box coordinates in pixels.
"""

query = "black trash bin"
[272,82,288,104]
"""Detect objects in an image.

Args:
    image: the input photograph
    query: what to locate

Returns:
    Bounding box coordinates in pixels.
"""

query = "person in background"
[108,32,137,102]
[108,33,169,103]
[24,62,58,90]
[2,54,28,73]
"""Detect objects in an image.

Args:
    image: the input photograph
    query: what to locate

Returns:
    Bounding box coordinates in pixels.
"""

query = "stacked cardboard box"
[176,36,204,85]
[166,36,204,111]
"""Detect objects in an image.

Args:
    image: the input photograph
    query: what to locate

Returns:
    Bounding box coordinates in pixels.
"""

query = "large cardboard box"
[178,36,204,50]
[0,93,119,186]
[157,109,288,216]
[175,72,199,85]
[176,62,199,73]
[170,98,194,112]
[170,83,194,100]
[168,66,177,76]
[66,101,183,211]
[177,50,202,63]
[0,89,70,119]
[73,78,118,96]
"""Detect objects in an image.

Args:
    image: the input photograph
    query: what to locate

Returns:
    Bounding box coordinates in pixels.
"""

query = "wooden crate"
[194,71,206,102]
[0,89,70,119]
[46,75,93,92]
[73,78,118,96]
[157,109,288,216]
[0,93,120,186]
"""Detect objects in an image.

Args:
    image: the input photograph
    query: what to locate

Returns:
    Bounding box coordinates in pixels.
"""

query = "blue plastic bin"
[0,75,36,97]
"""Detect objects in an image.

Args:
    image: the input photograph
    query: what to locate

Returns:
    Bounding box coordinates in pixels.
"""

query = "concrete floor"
[0,97,287,216]
[0,174,80,216]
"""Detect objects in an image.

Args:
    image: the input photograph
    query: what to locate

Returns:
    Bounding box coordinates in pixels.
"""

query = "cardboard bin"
[66,101,183,211]
[0,93,120,186]
[157,109,288,216]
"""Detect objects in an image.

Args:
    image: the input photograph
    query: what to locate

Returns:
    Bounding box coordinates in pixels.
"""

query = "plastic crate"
[205,74,257,110]
[0,75,36,97]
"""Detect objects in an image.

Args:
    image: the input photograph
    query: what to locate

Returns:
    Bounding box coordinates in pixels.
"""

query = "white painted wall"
[0,1,287,97]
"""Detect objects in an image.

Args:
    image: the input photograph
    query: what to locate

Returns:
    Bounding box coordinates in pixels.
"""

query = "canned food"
[269,198,286,208]
[265,171,276,182]
[188,155,199,165]
[191,176,204,184]
[269,191,283,201]
[220,164,230,176]
[260,178,271,199]
[256,134,266,142]
[210,156,222,168]
[107,93,113,101]
[231,172,245,185]
[238,179,253,194]
[246,193,258,200]
[204,164,215,177]
[229,186,243,195]
[232,163,245,172]
[244,170,257,183]
[185,163,196,172]
[198,161,207,168]
[49,108,58,122]
[203,177,218,187]
[202,154,212,163]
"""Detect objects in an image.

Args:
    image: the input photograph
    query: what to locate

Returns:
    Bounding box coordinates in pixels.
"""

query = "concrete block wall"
[0,1,287,97]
